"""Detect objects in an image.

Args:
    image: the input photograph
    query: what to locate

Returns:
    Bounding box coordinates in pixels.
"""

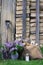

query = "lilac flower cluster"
[5,42,13,48]
[4,39,24,59]
[5,39,24,49]
[14,40,24,46]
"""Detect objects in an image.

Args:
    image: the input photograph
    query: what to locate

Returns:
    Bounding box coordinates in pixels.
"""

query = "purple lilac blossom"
[5,42,13,48]
[10,47,17,52]
[14,39,24,46]
[18,40,24,47]
[14,40,19,45]
[18,42,24,47]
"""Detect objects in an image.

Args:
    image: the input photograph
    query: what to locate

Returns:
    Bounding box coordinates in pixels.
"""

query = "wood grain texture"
[0,0,43,45]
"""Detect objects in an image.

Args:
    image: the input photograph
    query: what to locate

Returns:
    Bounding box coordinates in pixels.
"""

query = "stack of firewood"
[16,0,43,45]
[16,0,30,39]
[16,0,23,39]
[26,0,30,39]
[30,0,36,42]
[40,0,43,44]
[30,0,43,45]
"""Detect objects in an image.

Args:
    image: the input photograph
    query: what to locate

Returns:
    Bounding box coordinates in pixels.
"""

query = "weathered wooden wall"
[0,0,43,45]
[1,0,16,44]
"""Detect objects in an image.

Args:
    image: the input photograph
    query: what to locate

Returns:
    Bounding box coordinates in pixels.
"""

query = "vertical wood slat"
[0,0,1,35]
[22,0,26,39]
[36,0,40,44]
[13,0,17,40]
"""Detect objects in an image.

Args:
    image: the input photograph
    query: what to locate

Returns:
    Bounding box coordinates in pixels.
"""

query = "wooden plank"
[40,27,43,32]
[16,6,22,10]
[26,32,29,38]
[30,19,36,23]
[26,10,30,13]
[36,0,40,44]
[16,30,22,33]
[16,11,23,14]
[16,27,22,30]
[16,37,22,39]
[17,0,22,1]
[26,22,29,26]
[31,13,43,17]
[31,10,36,13]
[16,21,22,24]
[16,34,22,37]
[26,29,30,32]
[30,2,43,7]
[30,0,43,2]
[30,0,36,1]
[26,18,30,21]
[22,0,26,39]
[40,23,43,26]
[30,23,36,27]
[30,7,36,10]
[16,23,22,26]
[40,35,43,40]
[1,0,16,44]
[16,2,22,5]
[30,29,36,32]
[40,33,43,36]
[30,19,43,23]
[40,40,43,44]
[16,18,22,21]
[30,35,36,40]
